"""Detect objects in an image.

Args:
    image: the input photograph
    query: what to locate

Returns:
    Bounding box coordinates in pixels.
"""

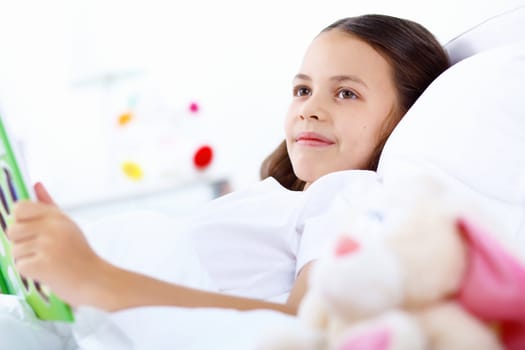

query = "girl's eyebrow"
[293,73,368,89]
[331,75,368,89]
[293,73,312,82]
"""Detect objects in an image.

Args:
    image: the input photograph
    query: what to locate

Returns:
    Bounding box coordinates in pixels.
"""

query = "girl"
[7,14,450,316]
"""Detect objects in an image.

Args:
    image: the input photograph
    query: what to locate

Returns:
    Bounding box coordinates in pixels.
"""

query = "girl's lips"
[295,132,335,147]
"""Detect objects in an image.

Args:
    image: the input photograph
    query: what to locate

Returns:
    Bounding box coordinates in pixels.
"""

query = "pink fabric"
[337,326,391,350]
[456,217,525,350]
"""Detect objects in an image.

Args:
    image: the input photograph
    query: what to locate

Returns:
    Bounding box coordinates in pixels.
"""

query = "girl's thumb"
[34,182,57,206]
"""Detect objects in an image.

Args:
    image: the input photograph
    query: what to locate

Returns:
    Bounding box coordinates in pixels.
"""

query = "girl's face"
[285,29,399,188]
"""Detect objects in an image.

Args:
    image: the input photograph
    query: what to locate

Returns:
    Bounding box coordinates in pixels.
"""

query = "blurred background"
[0,0,520,219]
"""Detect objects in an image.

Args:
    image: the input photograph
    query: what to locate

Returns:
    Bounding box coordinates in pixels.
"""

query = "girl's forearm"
[90,261,296,315]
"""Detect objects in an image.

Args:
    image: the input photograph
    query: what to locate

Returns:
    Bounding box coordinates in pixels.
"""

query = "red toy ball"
[193,145,213,169]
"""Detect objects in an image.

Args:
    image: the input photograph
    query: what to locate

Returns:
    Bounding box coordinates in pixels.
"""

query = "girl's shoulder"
[298,170,381,223]
[201,177,304,212]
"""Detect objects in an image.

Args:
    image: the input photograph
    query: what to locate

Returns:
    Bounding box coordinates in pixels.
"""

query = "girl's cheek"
[284,113,295,133]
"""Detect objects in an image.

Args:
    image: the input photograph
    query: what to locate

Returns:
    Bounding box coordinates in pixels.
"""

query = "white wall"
[0,0,521,208]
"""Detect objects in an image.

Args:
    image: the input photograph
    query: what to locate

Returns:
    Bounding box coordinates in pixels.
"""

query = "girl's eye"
[338,89,358,100]
[293,86,311,97]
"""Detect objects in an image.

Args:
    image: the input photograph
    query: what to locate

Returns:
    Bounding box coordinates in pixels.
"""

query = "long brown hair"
[260,14,450,191]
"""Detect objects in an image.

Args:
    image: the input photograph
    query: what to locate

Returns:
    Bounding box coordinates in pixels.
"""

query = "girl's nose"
[298,93,327,121]
[300,114,320,120]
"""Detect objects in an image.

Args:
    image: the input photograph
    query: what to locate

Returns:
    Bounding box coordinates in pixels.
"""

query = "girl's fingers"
[6,222,38,242]
[34,182,57,207]
[14,254,40,281]
[11,238,38,262]
[12,200,54,222]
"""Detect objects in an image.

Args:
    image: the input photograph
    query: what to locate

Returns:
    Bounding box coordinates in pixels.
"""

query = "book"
[0,113,74,322]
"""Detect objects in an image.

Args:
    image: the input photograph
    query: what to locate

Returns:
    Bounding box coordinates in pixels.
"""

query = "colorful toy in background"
[192,144,214,170]
[121,160,144,181]
[114,98,216,184]
[117,111,134,127]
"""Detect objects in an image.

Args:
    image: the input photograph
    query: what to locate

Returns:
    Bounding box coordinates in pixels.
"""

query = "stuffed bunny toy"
[261,176,525,350]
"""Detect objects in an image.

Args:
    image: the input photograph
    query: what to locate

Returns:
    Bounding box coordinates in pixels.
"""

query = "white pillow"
[445,4,525,63]
[377,41,525,251]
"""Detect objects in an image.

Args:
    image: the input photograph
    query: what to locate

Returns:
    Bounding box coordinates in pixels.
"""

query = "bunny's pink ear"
[336,326,391,350]
[456,217,525,350]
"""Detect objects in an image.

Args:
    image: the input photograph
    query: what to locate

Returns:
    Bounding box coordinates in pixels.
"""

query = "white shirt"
[188,170,379,302]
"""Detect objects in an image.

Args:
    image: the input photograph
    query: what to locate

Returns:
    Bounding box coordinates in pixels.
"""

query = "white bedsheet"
[0,209,299,349]
[0,295,299,349]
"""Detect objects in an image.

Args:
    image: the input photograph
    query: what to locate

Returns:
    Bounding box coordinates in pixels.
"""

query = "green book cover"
[0,113,74,322]
[0,264,8,293]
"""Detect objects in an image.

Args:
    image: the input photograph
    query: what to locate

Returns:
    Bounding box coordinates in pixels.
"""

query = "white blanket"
[0,210,299,349]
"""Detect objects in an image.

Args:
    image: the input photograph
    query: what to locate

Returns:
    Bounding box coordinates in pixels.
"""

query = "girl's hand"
[7,182,105,307]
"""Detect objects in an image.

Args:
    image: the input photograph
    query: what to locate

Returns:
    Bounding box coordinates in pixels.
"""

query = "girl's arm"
[7,183,312,315]
[85,259,313,314]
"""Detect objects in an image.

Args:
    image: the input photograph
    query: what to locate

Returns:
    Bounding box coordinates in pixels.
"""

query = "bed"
[2,4,525,349]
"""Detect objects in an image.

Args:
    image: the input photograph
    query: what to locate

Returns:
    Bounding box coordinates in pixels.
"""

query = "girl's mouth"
[295,132,335,147]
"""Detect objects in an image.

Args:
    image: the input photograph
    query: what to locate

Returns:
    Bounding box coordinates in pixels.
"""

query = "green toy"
[0,114,74,322]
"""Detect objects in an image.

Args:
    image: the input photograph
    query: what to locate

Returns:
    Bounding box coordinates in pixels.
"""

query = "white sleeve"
[294,170,381,277]
[295,204,345,276]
